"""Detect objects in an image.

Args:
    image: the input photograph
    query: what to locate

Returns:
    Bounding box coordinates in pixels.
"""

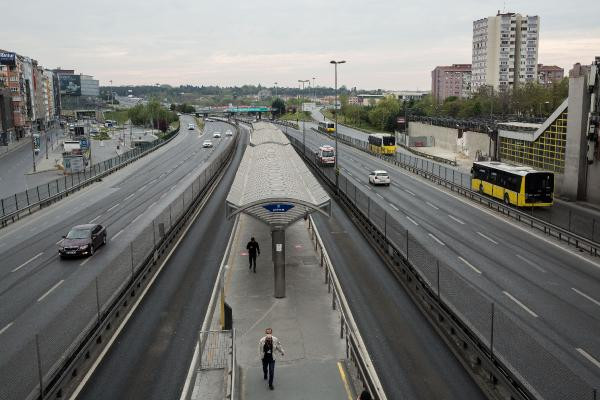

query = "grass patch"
[321,109,379,134]
[91,132,110,140]
[194,117,205,131]
[280,111,313,122]
[104,110,129,125]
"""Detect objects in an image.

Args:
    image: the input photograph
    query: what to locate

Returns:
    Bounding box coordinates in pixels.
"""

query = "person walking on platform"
[258,327,285,390]
[247,237,260,273]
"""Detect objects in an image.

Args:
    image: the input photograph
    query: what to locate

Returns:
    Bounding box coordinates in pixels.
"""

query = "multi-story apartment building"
[538,64,564,86]
[472,12,540,92]
[431,64,472,103]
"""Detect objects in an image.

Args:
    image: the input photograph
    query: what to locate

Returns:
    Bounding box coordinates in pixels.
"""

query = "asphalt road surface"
[0,116,237,400]
[287,124,600,397]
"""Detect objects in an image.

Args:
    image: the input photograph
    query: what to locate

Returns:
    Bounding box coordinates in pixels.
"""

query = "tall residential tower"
[471,12,539,92]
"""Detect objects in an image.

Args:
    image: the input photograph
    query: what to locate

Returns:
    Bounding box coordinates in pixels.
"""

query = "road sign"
[263,203,295,213]
[33,133,40,149]
[80,137,89,150]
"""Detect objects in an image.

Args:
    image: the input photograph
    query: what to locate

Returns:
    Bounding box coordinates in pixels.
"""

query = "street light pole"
[298,79,309,155]
[312,77,316,102]
[274,82,278,98]
[330,60,346,194]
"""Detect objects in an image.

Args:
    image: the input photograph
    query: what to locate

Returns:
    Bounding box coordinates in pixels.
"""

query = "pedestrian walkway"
[192,214,352,400]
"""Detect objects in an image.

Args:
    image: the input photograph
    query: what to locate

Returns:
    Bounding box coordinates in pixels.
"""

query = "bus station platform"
[191,213,353,400]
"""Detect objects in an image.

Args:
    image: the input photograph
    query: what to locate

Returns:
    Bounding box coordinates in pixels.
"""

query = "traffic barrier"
[286,133,598,400]
[0,125,241,400]
[0,125,181,228]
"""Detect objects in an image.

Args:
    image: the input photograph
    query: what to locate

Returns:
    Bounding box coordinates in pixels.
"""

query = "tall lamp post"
[298,79,309,154]
[312,77,316,102]
[330,60,345,193]
[274,82,278,98]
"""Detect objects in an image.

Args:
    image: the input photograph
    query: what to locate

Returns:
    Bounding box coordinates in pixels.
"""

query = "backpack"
[263,338,273,360]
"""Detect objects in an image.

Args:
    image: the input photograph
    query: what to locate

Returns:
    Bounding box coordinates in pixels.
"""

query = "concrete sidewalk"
[193,214,352,400]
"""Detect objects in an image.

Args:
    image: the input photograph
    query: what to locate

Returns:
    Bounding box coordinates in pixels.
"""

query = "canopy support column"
[272,228,286,298]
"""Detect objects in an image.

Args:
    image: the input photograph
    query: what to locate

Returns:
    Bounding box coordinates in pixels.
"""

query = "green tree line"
[128,100,178,132]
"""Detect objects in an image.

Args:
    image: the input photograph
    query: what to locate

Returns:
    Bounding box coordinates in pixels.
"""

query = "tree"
[271,98,285,117]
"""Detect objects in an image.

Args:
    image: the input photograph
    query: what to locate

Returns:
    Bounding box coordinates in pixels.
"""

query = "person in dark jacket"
[246,237,260,273]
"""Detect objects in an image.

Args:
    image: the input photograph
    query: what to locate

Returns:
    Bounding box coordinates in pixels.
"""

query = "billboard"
[0,52,16,66]
[59,74,82,96]
[63,155,85,173]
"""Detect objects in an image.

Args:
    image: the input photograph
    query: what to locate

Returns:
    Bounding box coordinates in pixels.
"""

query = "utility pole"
[274,82,278,98]
[31,130,36,172]
[312,77,316,102]
[330,60,346,194]
[298,79,309,155]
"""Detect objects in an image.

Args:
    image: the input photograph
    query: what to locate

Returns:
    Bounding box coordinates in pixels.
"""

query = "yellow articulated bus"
[368,134,396,155]
[471,161,554,207]
[318,122,335,134]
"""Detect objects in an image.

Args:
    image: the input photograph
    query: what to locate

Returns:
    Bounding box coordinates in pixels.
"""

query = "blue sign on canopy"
[80,137,89,150]
[263,204,294,213]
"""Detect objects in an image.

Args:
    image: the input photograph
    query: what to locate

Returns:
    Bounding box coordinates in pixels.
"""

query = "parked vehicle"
[58,224,107,258]
[368,170,391,186]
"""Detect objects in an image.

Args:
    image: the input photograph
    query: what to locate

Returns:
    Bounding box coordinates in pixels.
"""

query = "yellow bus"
[318,122,335,134]
[368,134,396,155]
[471,161,554,207]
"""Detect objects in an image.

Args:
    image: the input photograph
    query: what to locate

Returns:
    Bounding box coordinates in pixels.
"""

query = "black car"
[58,224,107,258]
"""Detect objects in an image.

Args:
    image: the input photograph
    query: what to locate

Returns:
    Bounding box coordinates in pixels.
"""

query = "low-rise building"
[537,64,564,86]
[431,64,472,103]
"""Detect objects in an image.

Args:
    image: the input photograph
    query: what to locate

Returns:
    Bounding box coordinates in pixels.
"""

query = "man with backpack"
[258,327,285,390]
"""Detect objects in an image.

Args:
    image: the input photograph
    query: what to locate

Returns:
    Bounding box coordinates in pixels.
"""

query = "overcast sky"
[2,0,599,90]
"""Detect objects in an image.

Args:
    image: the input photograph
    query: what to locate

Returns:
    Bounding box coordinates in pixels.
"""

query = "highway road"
[0,116,237,400]
[287,124,600,397]
[76,124,249,400]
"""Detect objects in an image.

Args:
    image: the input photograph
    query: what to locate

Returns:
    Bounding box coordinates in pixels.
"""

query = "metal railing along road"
[0,129,240,400]
[0,124,181,228]
[286,133,599,400]
[307,215,387,400]
[310,127,600,256]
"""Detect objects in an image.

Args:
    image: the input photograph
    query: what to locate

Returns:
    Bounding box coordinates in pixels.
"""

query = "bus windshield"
[526,173,554,194]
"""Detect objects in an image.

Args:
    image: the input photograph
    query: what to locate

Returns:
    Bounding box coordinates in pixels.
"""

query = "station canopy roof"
[226,122,330,228]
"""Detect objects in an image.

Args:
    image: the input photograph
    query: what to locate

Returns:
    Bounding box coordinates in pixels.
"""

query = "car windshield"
[376,172,388,177]
[66,228,91,239]
[322,151,334,157]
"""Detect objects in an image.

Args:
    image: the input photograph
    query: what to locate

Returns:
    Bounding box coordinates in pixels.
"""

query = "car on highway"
[58,224,107,258]
[368,170,391,186]
[188,123,195,130]
[213,132,221,138]
[226,130,233,136]
[202,140,213,148]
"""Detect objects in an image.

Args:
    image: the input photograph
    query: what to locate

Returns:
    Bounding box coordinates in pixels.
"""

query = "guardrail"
[307,215,387,400]
[396,142,457,166]
[0,124,181,228]
[0,125,240,400]
[309,127,600,256]
[286,133,598,400]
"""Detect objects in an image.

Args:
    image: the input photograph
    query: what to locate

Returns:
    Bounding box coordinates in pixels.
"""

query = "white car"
[225,130,233,136]
[188,123,195,130]
[202,140,213,148]
[369,170,391,186]
[213,132,221,138]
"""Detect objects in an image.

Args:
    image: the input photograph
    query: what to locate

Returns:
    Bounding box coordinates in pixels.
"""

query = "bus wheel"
[504,193,510,206]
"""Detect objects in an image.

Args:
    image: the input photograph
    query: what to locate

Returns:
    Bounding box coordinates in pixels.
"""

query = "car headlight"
[79,245,89,250]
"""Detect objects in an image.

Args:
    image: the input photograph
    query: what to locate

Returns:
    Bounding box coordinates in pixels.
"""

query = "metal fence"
[318,128,600,254]
[0,126,181,226]
[287,134,598,400]
[0,131,238,400]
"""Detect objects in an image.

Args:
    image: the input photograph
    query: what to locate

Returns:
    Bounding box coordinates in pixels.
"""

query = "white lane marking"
[89,215,102,224]
[111,229,124,241]
[406,216,419,226]
[131,214,143,224]
[515,254,547,273]
[0,322,14,335]
[503,291,538,318]
[160,192,168,199]
[448,214,465,225]
[404,189,416,196]
[138,185,147,192]
[12,252,43,273]
[572,287,600,308]
[375,193,384,199]
[428,233,445,246]
[56,239,62,245]
[37,279,65,302]
[170,185,177,191]
[390,204,399,212]
[148,201,157,209]
[576,348,600,370]
[426,201,439,210]
[477,231,498,244]
[124,193,135,201]
[107,203,120,212]
[458,256,482,274]
[80,257,91,266]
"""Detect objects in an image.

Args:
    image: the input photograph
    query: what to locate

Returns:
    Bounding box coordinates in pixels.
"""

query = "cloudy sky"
[2,0,599,90]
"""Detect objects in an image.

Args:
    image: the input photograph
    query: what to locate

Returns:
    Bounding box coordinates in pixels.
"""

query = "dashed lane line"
[428,233,445,246]
[390,204,399,211]
[111,229,124,241]
[404,189,416,196]
[11,252,43,273]
[458,256,482,274]
[89,215,102,224]
[124,193,136,201]
[576,348,600,370]
[375,193,384,199]
[106,203,120,213]
[572,287,600,308]
[515,254,547,273]
[448,214,465,225]
[37,280,65,302]
[0,322,14,335]
[80,257,91,266]
[406,216,419,226]
[477,231,498,244]
[503,291,538,318]
[426,201,439,210]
